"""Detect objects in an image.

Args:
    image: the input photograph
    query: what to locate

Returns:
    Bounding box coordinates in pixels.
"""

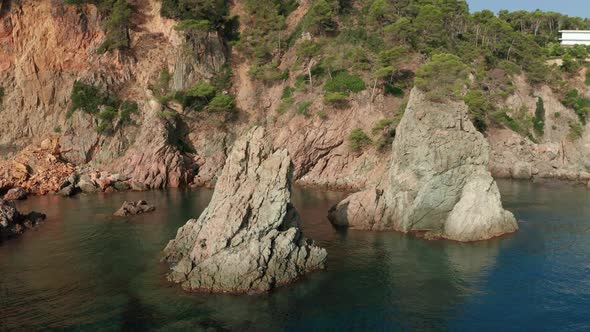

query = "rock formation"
[3,187,27,200]
[0,199,46,242]
[115,100,197,189]
[328,89,518,242]
[114,200,156,217]
[163,127,327,293]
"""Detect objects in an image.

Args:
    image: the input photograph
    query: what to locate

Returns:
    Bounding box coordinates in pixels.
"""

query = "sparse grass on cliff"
[348,128,372,151]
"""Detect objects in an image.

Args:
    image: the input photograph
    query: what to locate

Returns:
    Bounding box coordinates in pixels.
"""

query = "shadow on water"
[0,181,589,330]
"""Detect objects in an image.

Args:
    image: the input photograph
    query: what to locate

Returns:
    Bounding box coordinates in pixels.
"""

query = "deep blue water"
[1,180,589,331]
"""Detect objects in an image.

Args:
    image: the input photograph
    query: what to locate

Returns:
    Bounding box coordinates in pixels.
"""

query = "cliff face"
[488,75,590,184]
[0,0,589,195]
[328,89,518,241]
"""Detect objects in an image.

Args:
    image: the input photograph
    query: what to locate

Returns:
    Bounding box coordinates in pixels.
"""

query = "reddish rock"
[3,187,27,200]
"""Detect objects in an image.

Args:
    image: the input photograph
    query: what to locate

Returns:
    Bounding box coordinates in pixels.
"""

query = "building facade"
[560,30,590,46]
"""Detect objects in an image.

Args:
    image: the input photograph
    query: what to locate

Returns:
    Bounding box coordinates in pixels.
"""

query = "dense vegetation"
[65,0,132,53]
[248,0,590,138]
[68,81,138,133]
[63,0,590,141]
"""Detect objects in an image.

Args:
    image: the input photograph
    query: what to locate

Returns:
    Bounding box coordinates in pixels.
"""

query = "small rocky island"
[163,127,327,293]
[114,200,155,216]
[329,89,519,241]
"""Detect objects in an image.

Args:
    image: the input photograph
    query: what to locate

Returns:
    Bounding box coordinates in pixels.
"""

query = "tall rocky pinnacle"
[162,126,327,293]
[328,88,519,242]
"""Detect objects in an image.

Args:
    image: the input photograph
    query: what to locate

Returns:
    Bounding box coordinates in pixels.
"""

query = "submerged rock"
[113,200,155,216]
[0,199,46,242]
[163,126,326,293]
[328,89,518,242]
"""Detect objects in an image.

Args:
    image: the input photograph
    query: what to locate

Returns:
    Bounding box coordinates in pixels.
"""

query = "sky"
[467,0,590,18]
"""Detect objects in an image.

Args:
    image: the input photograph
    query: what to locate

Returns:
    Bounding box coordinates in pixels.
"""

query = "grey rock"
[57,185,76,197]
[113,200,155,216]
[113,181,131,191]
[328,88,518,242]
[78,182,98,193]
[511,162,532,179]
[3,187,27,201]
[129,180,148,191]
[163,126,326,293]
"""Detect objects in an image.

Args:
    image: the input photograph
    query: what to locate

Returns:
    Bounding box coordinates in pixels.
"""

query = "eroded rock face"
[163,126,326,293]
[0,199,46,242]
[116,101,196,189]
[328,89,518,242]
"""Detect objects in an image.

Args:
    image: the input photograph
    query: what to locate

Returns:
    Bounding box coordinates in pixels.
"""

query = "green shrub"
[160,0,228,27]
[317,109,327,119]
[96,0,132,53]
[324,72,366,94]
[372,119,393,135]
[207,93,235,113]
[98,106,118,122]
[68,81,116,117]
[119,100,138,123]
[158,109,178,119]
[249,63,289,83]
[554,112,561,118]
[277,97,294,115]
[348,128,372,151]
[186,81,216,99]
[323,92,348,106]
[295,101,312,116]
[415,53,469,102]
[184,80,216,111]
[463,90,491,132]
[533,97,545,136]
[384,83,404,97]
[53,125,62,133]
[586,70,590,86]
[281,86,294,99]
[568,121,584,140]
[562,89,590,125]
[491,110,522,134]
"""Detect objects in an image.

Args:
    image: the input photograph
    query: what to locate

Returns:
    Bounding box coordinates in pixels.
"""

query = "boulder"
[163,126,327,293]
[3,187,27,200]
[328,89,518,242]
[113,200,156,216]
[130,180,148,191]
[113,181,131,191]
[0,199,46,242]
[57,185,76,197]
[77,174,98,193]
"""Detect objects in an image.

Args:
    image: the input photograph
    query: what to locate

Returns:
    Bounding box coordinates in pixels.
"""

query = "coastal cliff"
[0,0,589,196]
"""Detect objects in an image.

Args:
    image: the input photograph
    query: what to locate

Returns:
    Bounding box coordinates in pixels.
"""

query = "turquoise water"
[1,180,590,331]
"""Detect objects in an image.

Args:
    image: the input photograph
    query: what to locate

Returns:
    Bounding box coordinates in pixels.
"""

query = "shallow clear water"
[1,180,590,331]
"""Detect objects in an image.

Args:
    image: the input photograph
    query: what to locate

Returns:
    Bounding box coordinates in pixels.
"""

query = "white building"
[560,30,590,46]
